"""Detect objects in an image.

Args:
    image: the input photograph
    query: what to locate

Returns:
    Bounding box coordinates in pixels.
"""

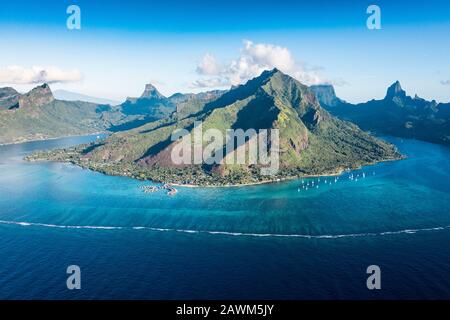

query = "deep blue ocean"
[0,135,450,299]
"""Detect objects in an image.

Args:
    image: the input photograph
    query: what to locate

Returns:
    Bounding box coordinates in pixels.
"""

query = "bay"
[0,135,449,299]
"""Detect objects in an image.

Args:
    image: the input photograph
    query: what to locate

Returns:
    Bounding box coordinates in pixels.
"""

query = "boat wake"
[0,219,449,239]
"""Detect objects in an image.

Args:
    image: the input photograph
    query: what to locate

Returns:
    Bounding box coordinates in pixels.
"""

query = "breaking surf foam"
[0,219,448,239]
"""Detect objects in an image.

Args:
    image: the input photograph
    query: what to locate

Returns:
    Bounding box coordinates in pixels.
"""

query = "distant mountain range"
[0,83,225,144]
[5,68,450,185]
[52,90,121,106]
[311,82,450,145]
[0,84,126,144]
[3,77,448,147]
[121,84,225,118]
[30,69,401,186]
[108,84,225,132]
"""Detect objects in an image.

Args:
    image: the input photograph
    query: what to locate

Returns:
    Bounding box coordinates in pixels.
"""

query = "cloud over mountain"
[193,40,327,88]
[0,65,83,85]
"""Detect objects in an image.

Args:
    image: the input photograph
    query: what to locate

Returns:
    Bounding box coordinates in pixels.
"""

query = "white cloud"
[192,77,230,88]
[0,65,83,85]
[192,40,330,88]
[196,53,220,76]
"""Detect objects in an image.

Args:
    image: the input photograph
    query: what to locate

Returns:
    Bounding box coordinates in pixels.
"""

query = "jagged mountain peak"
[120,83,175,119]
[19,83,54,108]
[309,84,345,108]
[141,83,165,99]
[31,83,52,95]
[385,80,406,99]
[261,67,281,78]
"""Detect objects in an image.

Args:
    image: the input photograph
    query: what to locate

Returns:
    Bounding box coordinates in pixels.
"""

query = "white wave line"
[0,220,449,239]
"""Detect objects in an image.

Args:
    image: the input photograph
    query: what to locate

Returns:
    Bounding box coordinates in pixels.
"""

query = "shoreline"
[27,155,402,188]
[168,156,404,188]
[21,135,405,189]
[0,132,107,147]
[169,170,346,188]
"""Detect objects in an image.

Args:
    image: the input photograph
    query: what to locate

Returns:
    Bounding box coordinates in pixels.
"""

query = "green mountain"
[314,82,450,145]
[0,84,126,144]
[30,69,401,186]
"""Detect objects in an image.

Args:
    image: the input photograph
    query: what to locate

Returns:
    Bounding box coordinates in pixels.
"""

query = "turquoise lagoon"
[0,135,450,299]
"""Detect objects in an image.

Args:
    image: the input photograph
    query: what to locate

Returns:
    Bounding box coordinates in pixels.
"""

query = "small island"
[26,70,403,187]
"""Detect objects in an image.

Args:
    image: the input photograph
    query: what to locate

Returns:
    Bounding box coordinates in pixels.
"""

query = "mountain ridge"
[0,83,126,145]
[0,82,226,144]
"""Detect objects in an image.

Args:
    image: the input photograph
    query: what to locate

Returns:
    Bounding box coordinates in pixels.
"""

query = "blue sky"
[0,0,449,103]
